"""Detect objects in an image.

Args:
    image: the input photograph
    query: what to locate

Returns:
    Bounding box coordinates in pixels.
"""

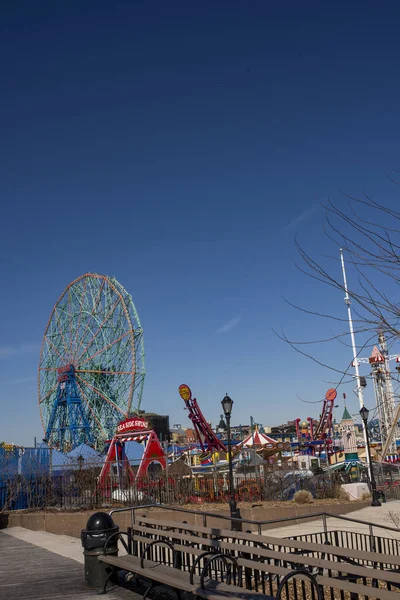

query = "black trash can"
[81,512,119,589]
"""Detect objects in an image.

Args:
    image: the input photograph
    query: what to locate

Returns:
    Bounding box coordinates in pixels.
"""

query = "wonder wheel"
[38,274,145,450]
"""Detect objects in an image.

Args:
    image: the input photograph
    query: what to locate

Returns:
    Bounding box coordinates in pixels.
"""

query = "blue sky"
[2,1,400,445]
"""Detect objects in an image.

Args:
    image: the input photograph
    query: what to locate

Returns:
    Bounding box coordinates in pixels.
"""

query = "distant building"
[169,425,186,444]
[185,428,196,444]
[139,412,170,443]
[266,421,298,442]
[339,406,358,461]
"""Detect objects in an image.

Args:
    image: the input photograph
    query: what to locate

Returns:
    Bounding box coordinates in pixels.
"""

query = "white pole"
[340,249,372,481]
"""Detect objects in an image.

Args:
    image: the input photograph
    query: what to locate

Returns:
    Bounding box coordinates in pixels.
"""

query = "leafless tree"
[278,181,400,392]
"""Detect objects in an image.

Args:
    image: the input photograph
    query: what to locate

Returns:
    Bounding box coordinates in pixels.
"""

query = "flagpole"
[340,249,371,482]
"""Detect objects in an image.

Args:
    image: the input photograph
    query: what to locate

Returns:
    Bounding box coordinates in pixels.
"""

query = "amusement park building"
[138,412,170,443]
[168,426,197,444]
[169,426,187,444]
[265,420,319,442]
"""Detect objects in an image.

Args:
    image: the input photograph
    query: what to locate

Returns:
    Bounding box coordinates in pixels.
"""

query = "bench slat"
[135,517,400,567]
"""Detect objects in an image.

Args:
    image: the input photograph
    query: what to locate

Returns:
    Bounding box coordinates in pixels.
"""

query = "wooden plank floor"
[0,532,140,599]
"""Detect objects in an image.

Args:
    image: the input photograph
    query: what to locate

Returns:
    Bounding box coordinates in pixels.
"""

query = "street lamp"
[221,394,242,531]
[359,406,381,507]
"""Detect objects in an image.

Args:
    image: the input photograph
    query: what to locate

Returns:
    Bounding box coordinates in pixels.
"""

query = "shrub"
[361,492,372,501]
[293,490,313,504]
[335,487,350,501]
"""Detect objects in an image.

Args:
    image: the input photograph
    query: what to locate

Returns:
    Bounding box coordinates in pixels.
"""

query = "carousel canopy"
[239,428,276,448]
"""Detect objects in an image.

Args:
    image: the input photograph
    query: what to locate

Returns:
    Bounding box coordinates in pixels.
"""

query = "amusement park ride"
[178,384,227,454]
[36,266,400,468]
[98,415,166,488]
[178,384,324,460]
[294,388,336,456]
[353,332,400,457]
[341,249,400,463]
[38,273,145,451]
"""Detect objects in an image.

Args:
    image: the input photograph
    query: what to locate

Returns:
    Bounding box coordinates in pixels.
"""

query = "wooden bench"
[123,514,400,600]
[98,544,275,600]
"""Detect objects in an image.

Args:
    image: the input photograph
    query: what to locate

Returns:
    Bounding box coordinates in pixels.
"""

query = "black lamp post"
[359,406,381,507]
[221,394,242,531]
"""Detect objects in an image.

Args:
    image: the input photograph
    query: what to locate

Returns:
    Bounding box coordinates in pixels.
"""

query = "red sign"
[325,388,337,401]
[117,417,149,433]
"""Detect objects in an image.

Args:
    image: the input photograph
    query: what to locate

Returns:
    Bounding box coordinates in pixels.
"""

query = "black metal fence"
[290,529,400,557]
[0,459,342,510]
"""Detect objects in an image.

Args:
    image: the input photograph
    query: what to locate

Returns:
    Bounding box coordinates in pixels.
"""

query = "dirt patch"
[2,497,358,516]
[174,498,358,511]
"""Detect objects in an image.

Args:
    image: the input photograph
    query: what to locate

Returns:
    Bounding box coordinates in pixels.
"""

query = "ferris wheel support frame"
[45,364,93,449]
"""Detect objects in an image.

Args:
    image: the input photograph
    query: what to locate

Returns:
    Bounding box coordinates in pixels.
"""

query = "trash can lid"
[86,512,116,531]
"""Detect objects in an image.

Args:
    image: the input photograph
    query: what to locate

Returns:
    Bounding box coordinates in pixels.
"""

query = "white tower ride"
[373,333,397,454]
[357,332,399,456]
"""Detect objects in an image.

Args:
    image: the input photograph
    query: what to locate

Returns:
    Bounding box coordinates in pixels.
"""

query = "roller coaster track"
[312,398,334,441]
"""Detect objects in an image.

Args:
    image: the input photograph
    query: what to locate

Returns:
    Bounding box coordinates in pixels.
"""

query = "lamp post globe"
[359,405,369,423]
[221,394,233,417]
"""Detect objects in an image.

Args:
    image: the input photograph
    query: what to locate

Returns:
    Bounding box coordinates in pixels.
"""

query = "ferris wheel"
[38,273,145,450]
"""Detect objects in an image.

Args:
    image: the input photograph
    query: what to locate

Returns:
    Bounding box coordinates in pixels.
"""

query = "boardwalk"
[0,532,138,599]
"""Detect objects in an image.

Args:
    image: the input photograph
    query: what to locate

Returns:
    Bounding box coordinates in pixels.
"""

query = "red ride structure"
[178,384,227,453]
[98,416,166,489]
[295,388,336,454]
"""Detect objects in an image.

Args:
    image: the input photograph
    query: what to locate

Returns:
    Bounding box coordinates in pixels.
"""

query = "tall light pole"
[221,394,242,531]
[359,406,381,507]
[340,249,372,483]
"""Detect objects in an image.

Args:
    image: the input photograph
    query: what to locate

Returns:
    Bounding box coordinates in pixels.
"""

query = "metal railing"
[290,528,400,557]
[109,504,400,600]
[109,502,400,540]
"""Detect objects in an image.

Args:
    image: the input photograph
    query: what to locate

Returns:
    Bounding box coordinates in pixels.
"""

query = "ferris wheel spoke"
[75,296,122,364]
[39,380,59,404]
[75,374,126,415]
[68,285,74,356]
[75,379,106,434]
[128,375,144,413]
[71,277,88,357]
[76,368,131,402]
[74,278,106,359]
[76,369,134,375]
[77,330,133,367]
[53,306,71,359]
[44,335,67,362]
